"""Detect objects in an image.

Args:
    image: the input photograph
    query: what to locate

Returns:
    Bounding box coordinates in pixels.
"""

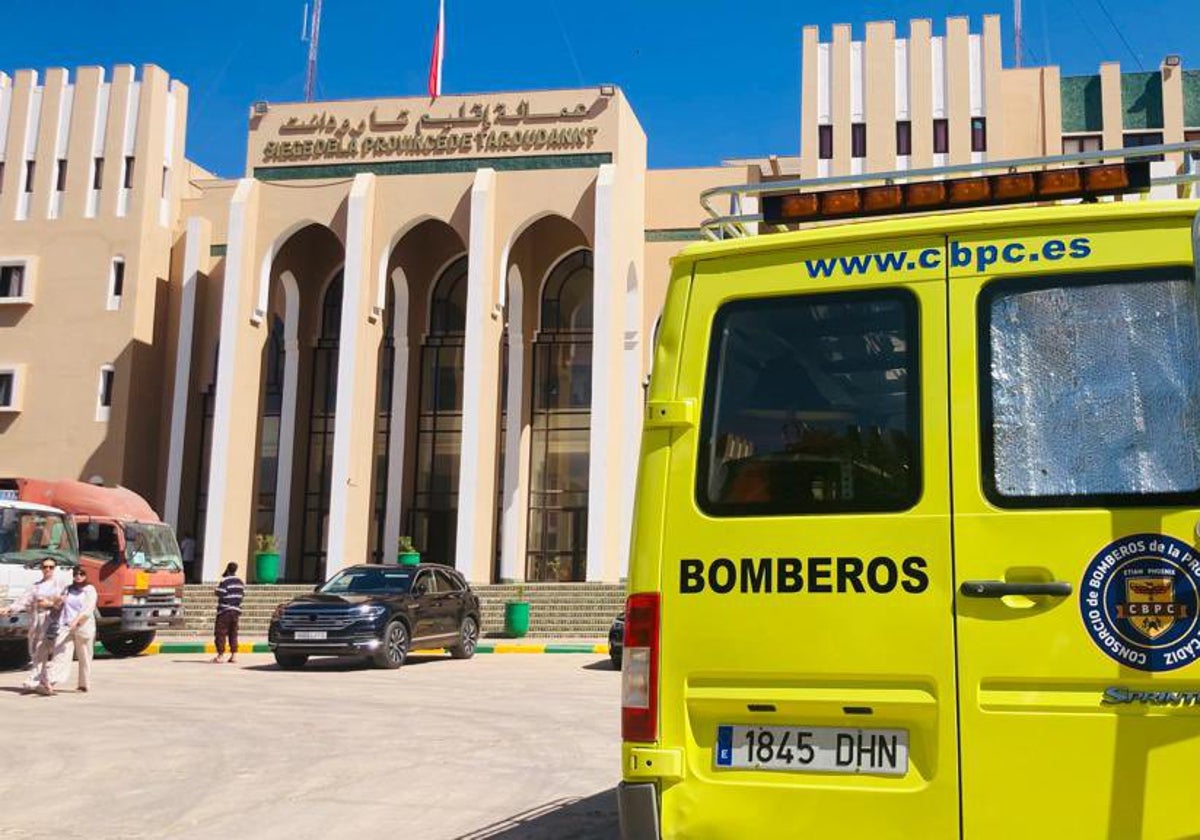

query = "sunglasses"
[72,571,87,577]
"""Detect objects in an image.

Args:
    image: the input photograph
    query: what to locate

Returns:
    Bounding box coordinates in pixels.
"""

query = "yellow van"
[619,153,1200,839]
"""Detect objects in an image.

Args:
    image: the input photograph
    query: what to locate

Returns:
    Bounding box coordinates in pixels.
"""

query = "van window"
[698,289,921,515]
[983,271,1200,505]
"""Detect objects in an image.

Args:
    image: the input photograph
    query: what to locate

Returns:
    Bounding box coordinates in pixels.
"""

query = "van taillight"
[621,592,660,742]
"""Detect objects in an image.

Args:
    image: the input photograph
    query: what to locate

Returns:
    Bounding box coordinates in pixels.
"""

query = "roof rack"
[700,141,1200,241]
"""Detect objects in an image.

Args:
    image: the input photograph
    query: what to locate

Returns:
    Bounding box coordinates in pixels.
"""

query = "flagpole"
[304,0,324,102]
[428,0,445,100]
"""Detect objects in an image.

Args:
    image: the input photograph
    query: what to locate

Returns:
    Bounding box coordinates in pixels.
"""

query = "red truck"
[1,479,185,656]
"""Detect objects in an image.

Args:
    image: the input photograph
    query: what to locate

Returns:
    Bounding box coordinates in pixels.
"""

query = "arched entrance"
[527,249,593,582]
[410,255,468,566]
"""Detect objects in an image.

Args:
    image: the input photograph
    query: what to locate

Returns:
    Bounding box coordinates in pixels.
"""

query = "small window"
[1062,134,1103,155]
[933,119,949,154]
[108,258,125,310]
[435,568,464,592]
[97,365,115,421]
[0,372,13,408]
[55,159,67,192]
[79,522,119,564]
[818,125,833,160]
[896,121,912,156]
[851,123,867,159]
[1184,130,1200,162]
[0,265,25,298]
[122,156,135,189]
[23,161,34,193]
[161,166,170,198]
[971,118,987,153]
[698,289,921,516]
[92,157,104,190]
[0,161,5,192]
[1123,131,1165,162]
[982,271,1200,507]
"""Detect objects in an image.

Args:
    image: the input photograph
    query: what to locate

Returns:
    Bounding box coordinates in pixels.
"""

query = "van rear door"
[654,237,959,838]
[948,214,1200,840]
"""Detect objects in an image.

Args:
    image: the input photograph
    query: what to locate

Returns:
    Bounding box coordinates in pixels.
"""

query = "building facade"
[0,15,1196,584]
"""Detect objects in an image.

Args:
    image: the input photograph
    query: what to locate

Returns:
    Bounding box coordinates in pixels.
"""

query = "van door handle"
[960,580,1073,598]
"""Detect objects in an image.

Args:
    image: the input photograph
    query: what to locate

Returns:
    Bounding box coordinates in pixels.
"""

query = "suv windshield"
[320,568,415,595]
[0,508,77,566]
[124,523,183,571]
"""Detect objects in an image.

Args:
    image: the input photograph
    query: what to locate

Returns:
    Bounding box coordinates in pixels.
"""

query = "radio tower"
[304,0,324,102]
[1013,0,1023,68]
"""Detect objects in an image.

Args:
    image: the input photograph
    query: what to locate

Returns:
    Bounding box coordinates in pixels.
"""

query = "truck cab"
[621,148,1200,839]
[0,498,77,664]
[3,479,185,657]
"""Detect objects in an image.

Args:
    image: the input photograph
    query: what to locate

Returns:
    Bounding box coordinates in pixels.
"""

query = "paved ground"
[0,651,622,840]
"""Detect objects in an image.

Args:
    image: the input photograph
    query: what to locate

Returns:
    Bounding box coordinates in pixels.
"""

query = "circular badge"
[1080,533,1200,672]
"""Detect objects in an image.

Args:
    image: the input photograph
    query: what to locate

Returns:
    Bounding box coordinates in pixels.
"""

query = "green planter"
[398,551,421,566]
[504,601,531,638]
[254,551,281,584]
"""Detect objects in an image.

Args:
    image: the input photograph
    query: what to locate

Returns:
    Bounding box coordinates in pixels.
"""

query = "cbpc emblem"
[1080,534,1200,672]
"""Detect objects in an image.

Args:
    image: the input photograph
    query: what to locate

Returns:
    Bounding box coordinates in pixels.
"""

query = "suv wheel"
[372,621,408,669]
[274,652,308,669]
[450,616,479,659]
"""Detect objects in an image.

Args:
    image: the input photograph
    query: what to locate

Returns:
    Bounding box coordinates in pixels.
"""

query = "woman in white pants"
[0,557,64,692]
[47,566,98,693]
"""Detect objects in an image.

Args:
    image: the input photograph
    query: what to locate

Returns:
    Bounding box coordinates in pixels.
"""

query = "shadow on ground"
[455,788,619,840]
[582,659,618,672]
[241,654,450,673]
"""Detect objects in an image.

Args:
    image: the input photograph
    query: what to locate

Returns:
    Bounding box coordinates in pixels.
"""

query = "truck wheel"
[0,642,30,669]
[273,652,308,669]
[371,621,408,670]
[101,631,156,658]
[449,616,479,659]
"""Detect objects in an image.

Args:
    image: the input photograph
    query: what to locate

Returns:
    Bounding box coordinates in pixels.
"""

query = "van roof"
[0,499,67,515]
[675,199,1200,264]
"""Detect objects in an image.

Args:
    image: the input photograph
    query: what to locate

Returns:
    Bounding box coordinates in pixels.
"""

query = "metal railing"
[701,141,1200,241]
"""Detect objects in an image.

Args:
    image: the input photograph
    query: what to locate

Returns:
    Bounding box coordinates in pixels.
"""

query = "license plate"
[715,725,908,776]
[294,630,327,641]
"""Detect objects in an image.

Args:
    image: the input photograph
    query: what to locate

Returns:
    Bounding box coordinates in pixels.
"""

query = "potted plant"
[254,533,281,584]
[504,584,531,638]
[397,535,421,566]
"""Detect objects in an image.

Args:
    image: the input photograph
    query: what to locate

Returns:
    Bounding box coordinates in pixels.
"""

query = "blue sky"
[0,1,1193,176]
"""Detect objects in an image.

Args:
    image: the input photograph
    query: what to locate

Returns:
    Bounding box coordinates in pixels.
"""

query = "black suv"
[267,563,481,669]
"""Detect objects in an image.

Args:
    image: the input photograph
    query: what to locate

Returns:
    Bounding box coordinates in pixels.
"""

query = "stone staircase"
[168,582,626,639]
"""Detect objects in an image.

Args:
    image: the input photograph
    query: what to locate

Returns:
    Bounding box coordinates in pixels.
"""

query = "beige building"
[0,14,1195,584]
[801,16,1200,178]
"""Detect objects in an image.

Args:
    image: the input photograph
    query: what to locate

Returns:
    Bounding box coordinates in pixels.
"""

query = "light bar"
[761,161,1150,225]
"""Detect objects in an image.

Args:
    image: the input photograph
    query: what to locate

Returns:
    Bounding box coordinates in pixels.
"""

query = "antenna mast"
[1013,0,1023,68]
[304,0,324,102]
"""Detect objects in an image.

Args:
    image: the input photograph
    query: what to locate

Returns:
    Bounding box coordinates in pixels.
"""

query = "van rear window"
[983,270,1200,506]
[698,290,921,515]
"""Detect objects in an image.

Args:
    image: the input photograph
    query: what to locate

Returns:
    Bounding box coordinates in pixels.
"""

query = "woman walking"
[213,562,245,663]
[0,557,65,693]
[47,566,98,692]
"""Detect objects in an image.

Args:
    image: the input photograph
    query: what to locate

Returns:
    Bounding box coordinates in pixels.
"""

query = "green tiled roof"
[1185,70,1200,127]
[1121,72,1163,130]
[1061,75,1103,133]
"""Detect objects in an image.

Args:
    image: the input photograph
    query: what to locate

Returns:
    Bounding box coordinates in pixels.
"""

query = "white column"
[272,271,301,574]
[202,178,259,583]
[382,268,411,563]
[619,262,642,581]
[454,167,502,582]
[499,263,528,583]
[585,165,621,582]
[163,216,209,528]
[326,173,377,577]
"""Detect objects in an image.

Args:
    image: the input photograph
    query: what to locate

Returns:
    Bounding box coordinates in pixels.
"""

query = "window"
[79,522,120,565]
[818,125,833,160]
[0,372,13,409]
[896,121,912,156]
[0,265,25,299]
[108,258,125,310]
[851,123,867,159]
[122,156,134,189]
[933,120,949,154]
[97,365,115,421]
[434,568,464,592]
[161,166,170,198]
[55,159,67,192]
[92,157,103,189]
[1063,134,1103,155]
[0,161,5,191]
[971,118,987,153]
[698,289,921,516]
[1185,130,1200,163]
[1123,131,1165,162]
[23,161,34,193]
[982,271,1200,507]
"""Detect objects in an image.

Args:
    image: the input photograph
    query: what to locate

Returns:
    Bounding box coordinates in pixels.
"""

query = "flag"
[428,0,445,100]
